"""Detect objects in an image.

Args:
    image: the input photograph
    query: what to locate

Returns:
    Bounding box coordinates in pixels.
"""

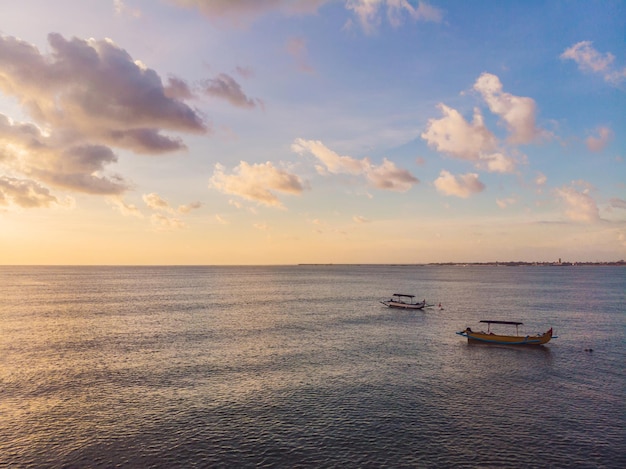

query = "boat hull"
[381,300,426,310]
[456,328,553,345]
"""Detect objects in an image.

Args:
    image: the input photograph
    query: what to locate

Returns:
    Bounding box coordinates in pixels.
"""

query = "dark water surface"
[1,265,624,468]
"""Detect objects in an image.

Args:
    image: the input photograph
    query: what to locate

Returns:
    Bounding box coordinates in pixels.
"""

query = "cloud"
[168,0,442,32]
[292,138,418,192]
[421,105,496,160]
[421,104,512,169]
[434,170,485,198]
[422,73,544,173]
[554,181,600,222]
[164,76,195,100]
[0,34,207,149]
[0,176,58,208]
[535,172,547,186]
[586,126,613,152]
[202,73,263,109]
[107,196,143,217]
[235,66,254,79]
[143,192,173,212]
[150,213,186,230]
[610,198,626,210]
[346,0,443,33]
[143,192,202,215]
[473,73,540,144]
[561,41,626,86]
[480,152,516,173]
[166,0,330,25]
[292,138,368,174]
[215,214,229,224]
[366,158,419,191]
[209,161,305,208]
[31,144,128,194]
[0,33,210,204]
[353,215,370,223]
[286,37,314,73]
[178,201,202,213]
[114,0,141,17]
[496,196,517,209]
[0,114,130,194]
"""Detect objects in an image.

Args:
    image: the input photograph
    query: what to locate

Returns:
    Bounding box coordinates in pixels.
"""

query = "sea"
[1,265,624,468]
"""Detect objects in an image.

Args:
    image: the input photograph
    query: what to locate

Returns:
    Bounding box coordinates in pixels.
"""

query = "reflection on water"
[1,265,624,468]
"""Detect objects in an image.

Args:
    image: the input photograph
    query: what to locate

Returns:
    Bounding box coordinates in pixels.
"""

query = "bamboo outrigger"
[456,320,555,345]
[380,293,426,310]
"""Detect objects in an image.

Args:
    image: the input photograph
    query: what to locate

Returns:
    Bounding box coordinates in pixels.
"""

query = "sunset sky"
[0,0,624,265]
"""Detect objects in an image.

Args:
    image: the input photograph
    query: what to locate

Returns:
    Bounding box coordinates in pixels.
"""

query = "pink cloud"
[586,127,613,152]
[209,161,305,208]
[434,170,485,198]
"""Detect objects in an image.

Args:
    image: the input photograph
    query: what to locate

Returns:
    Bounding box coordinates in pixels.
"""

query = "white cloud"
[480,152,516,173]
[167,0,442,33]
[561,41,614,72]
[353,215,370,223]
[114,0,141,17]
[150,213,186,231]
[209,161,305,208]
[143,193,201,216]
[292,138,418,192]
[496,196,517,209]
[422,73,543,173]
[473,72,540,144]
[143,192,173,212]
[292,138,368,174]
[561,41,626,86]
[107,196,143,217]
[421,104,517,173]
[434,170,485,198]
[554,181,600,222]
[178,201,202,213]
[421,105,497,161]
[346,0,443,33]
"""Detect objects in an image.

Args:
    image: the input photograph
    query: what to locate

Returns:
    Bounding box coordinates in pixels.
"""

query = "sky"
[0,0,625,265]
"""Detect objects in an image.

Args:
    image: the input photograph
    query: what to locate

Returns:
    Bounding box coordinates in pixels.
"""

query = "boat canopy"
[392,293,415,298]
[479,320,523,325]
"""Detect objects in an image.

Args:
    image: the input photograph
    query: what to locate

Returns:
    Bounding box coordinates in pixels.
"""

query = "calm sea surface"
[1,265,624,468]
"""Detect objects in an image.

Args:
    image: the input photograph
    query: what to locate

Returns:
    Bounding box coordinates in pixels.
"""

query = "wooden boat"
[456,320,555,345]
[380,294,426,310]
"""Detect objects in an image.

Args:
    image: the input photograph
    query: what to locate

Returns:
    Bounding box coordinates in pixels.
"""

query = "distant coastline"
[299,260,626,267]
[427,260,626,266]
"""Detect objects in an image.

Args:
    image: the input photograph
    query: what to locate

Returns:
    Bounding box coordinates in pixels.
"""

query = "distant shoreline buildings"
[430,260,626,267]
[300,260,626,266]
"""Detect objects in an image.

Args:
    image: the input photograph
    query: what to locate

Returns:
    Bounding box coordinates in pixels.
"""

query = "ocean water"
[1,265,624,468]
